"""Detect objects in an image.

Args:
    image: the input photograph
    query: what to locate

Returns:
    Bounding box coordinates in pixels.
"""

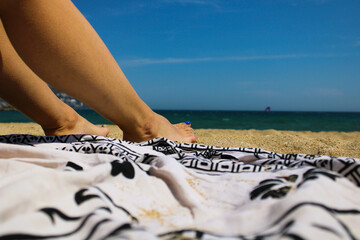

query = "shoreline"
[0,123,359,158]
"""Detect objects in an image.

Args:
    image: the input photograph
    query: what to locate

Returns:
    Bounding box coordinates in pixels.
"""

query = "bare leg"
[0,0,196,142]
[0,18,109,136]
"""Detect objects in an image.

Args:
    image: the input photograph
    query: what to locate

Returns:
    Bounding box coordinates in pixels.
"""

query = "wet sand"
[0,123,359,158]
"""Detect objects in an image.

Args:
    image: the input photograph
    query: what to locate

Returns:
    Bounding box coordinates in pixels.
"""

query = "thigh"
[0,1,12,15]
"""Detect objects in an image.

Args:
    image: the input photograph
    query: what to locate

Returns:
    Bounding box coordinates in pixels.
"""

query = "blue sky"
[73,0,360,111]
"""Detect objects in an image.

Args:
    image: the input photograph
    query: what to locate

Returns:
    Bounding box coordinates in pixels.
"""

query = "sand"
[0,123,359,158]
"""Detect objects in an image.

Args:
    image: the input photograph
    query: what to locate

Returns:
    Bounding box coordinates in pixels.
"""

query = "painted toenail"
[185,121,191,125]
[101,125,104,127]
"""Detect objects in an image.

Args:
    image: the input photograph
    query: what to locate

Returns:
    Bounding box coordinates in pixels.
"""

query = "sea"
[0,109,360,132]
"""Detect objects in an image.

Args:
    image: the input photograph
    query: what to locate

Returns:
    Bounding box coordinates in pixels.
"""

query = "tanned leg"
[0,18,109,136]
[0,0,196,142]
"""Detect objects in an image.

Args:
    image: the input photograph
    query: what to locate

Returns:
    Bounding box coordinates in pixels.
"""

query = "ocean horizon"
[0,109,359,132]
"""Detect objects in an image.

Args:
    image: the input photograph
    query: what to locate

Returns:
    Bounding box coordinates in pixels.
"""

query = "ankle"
[122,112,159,142]
[41,107,79,135]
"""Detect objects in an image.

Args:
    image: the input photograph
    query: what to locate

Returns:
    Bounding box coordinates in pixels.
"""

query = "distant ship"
[265,106,271,112]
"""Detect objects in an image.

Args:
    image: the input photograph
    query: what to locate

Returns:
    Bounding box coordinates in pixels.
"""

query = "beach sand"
[0,123,359,158]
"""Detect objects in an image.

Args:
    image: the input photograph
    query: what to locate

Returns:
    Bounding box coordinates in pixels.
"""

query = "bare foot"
[123,113,196,143]
[42,114,109,136]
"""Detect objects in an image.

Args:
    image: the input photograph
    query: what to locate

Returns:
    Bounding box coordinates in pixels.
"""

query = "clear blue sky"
[73,0,360,112]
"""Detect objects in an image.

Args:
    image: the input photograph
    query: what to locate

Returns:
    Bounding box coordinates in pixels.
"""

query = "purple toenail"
[185,121,191,125]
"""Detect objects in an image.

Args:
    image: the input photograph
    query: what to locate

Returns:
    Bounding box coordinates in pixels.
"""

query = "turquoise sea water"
[1,110,360,132]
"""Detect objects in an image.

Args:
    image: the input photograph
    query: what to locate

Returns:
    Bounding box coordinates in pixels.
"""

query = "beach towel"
[0,134,359,239]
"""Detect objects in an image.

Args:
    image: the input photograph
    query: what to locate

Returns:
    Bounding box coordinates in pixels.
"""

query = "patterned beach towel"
[0,134,359,239]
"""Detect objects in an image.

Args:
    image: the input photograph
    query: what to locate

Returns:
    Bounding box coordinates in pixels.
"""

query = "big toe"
[173,123,196,143]
[98,126,110,137]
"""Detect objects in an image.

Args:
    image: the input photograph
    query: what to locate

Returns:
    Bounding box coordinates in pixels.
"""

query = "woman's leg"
[0,18,109,136]
[0,0,196,142]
